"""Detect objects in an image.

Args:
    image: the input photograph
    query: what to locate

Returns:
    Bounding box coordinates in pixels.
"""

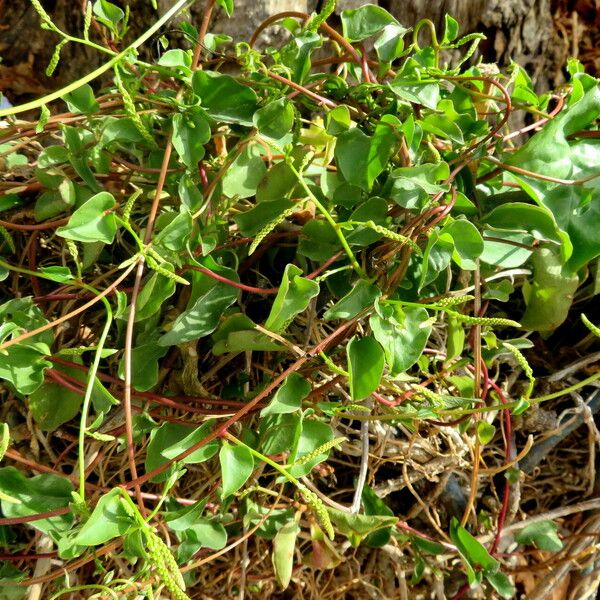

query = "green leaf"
[160,420,220,464]
[289,419,333,477]
[186,518,228,550]
[118,332,168,391]
[234,198,296,236]
[476,421,496,445]
[0,467,73,535]
[449,517,499,576]
[390,75,440,110]
[347,336,384,401]
[28,365,83,431]
[324,280,381,321]
[254,98,294,140]
[327,508,397,546]
[100,117,146,146]
[341,4,397,42]
[480,230,533,268]
[157,49,192,71]
[63,84,99,114]
[521,248,579,331]
[515,520,564,552]
[361,484,394,547]
[172,110,211,170]
[158,267,239,346]
[74,489,135,546]
[212,315,284,355]
[38,265,73,283]
[335,117,398,191]
[483,203,563,246]
[370,305,432,375]
[326,105,351,135]
[260,414,302,456]
[56,191,117,244]
[485,570,515,599]
[0,562,27,600]
[145,422,219,483]
[219,442,254,498]
[216,0,234,17]
[0,298,52,395]
[442,219,484,270]
[443,14,460,43]
[135,271,176,322]
[261,372,311,416]
[222,144,267,199]
[374,23,409,63]
[192,70,258,125]
[385,163,449,209]
[264,264,319,333]
[272,520,300,589]
[93,0,124,29]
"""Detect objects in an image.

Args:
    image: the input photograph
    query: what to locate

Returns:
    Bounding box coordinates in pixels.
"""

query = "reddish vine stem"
[489,379,514,556]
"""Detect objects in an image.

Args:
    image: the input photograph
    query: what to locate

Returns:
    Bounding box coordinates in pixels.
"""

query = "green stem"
[287,161,366,278]
[223,432,302,488]
[0,0,193,118]
[77,285,113,500]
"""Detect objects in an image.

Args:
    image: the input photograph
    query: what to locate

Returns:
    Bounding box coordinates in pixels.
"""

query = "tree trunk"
[0,0,566,104]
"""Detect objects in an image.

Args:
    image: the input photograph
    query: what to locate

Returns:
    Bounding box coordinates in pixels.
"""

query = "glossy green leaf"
[192,70,258,125]
[341,4,397,42]
[515,520,564,552]
[56,191,117,244]
[159,272,239,346]
[476,421,496,445]
[253,98,294,140]
[216,0,234,17]
[361,484,395,547]
[370,304,432,375]
[234,198,296,236]
[135,271,176,322]
[219,442,254,498]
[483,203,563,246]
[326,105,351,135]
[93,0,124,28]
[74,489,135,546]
[385,163,449,209]
[264,264,319,333]
[172,110,211,170]
[118,331,168,391]
[324,280,381,321]
[28,365,83,431]
[442,219,484,270]
[289,419,333,477]
[480,230,533,268]
[374,23,409,63]
[0,467,73,535]
[272,520,299,589]
[335,116,398,191]
[222,144,267,198]
[521,248,579,331]
[449,516,500,575]
[260,414,302,456]
[146,421,219,483]
[327,508,397,546]
[261,372,311,416]
[347,336,384,401]
[0,298,53,395]
[63,84,99,114]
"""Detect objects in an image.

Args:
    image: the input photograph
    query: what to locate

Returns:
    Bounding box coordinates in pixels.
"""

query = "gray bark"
[0,0,564,103]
